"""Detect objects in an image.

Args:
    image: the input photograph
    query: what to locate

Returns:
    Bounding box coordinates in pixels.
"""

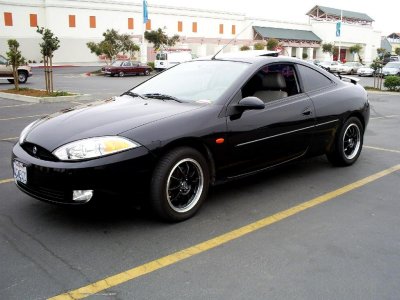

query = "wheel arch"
[157,138,217,185]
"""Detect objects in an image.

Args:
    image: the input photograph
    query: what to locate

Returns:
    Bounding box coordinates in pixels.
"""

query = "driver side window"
[242,64,300,103]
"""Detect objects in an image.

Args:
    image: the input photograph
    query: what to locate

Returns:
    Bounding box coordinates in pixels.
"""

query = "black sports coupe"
[12,56,369,221]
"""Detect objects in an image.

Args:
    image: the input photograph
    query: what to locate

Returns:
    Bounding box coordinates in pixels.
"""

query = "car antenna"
[211,21,254,60]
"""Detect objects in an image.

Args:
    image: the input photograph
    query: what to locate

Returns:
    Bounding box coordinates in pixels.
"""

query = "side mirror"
[236,96,265,110]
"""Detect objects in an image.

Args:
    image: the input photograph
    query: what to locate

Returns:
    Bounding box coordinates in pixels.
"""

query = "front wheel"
[327,117,364,166]
[144,69,150,76]
[118,71,124,77]
[150,147,210,222]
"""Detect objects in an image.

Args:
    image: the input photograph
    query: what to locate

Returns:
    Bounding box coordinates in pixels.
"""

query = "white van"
[154,50,192,71]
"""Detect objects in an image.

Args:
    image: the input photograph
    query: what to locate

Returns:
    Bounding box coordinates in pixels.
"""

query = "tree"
[6,39,25,91]
[37,27,60,94]
[376,47,387,58]
[144,28,180,51]
[253,42,265,50]
[240,45,250,51]
[349,44,363,63]
[266,38,279,50]
[395,48,400,56]
[87,29,139,64]
[322,43,334,59]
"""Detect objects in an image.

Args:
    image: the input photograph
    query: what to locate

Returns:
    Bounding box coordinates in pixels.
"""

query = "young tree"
[253,42,265,50]
[376,47,387,59]
[87,29,140,63]
[37,27,60,94]
[266,38,279,50]
[144,28,180,51]
[322,43,334,59]
[349,44,363,63]
[6,39,25,91]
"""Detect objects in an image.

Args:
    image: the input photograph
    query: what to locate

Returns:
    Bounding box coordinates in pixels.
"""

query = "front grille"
[17,181,71,203]
[22,143,58,161]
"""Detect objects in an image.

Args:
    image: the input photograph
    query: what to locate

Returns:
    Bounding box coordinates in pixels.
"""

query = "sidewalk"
[30,62,105,68]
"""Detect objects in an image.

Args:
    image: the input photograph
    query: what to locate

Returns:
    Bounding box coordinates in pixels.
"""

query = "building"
[386,33,400,54]
[0,1,381,63]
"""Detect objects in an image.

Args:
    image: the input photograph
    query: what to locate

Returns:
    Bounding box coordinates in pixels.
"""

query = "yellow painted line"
[365,145,400,154]
[0,114,44,121]
[0,178,13,185]
[0,136,18,141]
[49,164,400,300]
[370,115,400,120]
[0,103,36,109]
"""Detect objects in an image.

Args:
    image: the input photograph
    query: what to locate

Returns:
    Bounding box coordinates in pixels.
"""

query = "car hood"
[382,67,399,72]
[24,96,203,151]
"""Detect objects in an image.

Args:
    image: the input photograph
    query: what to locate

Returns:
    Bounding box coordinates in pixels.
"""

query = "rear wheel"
[327,117,364,166]
[18,71,28,83]
[144,69,150,76]
[118,71,124,77]
[150,147,210,222]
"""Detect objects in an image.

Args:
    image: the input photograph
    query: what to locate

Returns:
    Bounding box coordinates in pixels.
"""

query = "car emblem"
[33,146,37,155]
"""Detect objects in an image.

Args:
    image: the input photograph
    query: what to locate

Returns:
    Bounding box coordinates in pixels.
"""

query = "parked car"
[12,56,369,222]
[101,60,151,77]
[334,62,364,75]
[154,50,192,71]
[381,61,400,76]
[357,63,375,77]
[316,61,341,72]
[0,54,32,83]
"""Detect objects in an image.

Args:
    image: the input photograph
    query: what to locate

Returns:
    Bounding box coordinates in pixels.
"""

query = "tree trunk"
[44,55,49,93]
[49,56,53,93]
[13,66,19,91]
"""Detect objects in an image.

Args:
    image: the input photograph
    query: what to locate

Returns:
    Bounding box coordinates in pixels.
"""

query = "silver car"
[381,62,400,76]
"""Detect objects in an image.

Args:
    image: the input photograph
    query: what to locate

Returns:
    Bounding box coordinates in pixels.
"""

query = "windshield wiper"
[143,93,182,103]
[120,91,147,100]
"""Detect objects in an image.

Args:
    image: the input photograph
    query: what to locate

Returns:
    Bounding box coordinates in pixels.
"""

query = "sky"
[149,0,399,35]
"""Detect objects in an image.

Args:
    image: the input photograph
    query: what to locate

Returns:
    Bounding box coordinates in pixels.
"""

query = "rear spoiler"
[341,75,360,85]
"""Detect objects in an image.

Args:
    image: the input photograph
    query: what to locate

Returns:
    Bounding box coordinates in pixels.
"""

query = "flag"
[143,0,148,24]
[336,21,341,37]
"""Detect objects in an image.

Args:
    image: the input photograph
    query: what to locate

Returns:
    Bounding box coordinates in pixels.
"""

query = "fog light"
[72,190,93,203]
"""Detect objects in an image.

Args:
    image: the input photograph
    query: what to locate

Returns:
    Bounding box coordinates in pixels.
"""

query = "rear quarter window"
[298,64,333,92]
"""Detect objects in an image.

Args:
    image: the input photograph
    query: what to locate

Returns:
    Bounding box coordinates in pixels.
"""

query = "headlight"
[53,136,140,161]
[19,120,38,144]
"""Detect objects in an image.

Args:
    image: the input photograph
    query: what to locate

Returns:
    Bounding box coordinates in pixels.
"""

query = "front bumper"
[12,142,155,204]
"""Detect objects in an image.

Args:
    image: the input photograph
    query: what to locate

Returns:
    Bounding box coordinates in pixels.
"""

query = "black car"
[12,56,370,221]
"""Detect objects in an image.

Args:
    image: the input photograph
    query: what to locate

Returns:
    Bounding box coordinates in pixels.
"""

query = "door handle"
[302,109,312,116]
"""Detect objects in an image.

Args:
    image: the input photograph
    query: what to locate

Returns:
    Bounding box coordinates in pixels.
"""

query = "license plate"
[13,160,27,184]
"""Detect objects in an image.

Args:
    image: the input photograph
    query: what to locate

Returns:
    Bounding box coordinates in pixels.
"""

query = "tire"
[18,71,28,83]
[118,71,124,77]
[7,79,14,83]
[144,69,150,76]
[150,147,210,222]
[326,117,364,166]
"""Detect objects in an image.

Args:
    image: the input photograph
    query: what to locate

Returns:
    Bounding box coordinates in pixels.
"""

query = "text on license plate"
[13,160,27,184]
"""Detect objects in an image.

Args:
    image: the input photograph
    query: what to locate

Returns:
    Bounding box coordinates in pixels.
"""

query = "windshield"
[131,60,250,103]
[111,61,123,66]
[156,53,167,60]
[385,62,400,68]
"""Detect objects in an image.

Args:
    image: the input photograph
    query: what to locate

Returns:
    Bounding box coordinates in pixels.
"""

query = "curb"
[0,92,94,103]
[366,90,400,96]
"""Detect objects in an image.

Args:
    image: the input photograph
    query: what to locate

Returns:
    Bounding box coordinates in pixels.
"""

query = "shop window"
[30,14,37,27]
[4,12,13,26]
[89,16,96,28]
[232,25,236,35]
[69,15,76,28]
[192,22,197,33]
[219,24,223,34]
[178,21,182,32]
[146,19,151,30]
[128,18,134,30]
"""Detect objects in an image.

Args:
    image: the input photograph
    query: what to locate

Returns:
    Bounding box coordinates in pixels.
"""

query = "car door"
[122,61,132,74]
[0,55,12,77]
[224,63,315,178]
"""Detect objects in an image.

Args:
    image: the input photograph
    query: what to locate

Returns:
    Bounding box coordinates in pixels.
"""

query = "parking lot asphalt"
[0,69,400,299]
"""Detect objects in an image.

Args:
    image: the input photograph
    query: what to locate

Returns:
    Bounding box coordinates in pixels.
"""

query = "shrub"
[383,76,400,91]
[147,61,155,70]
[253,42,265,50]
[302,53,308,59]
[240,45,250,51]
